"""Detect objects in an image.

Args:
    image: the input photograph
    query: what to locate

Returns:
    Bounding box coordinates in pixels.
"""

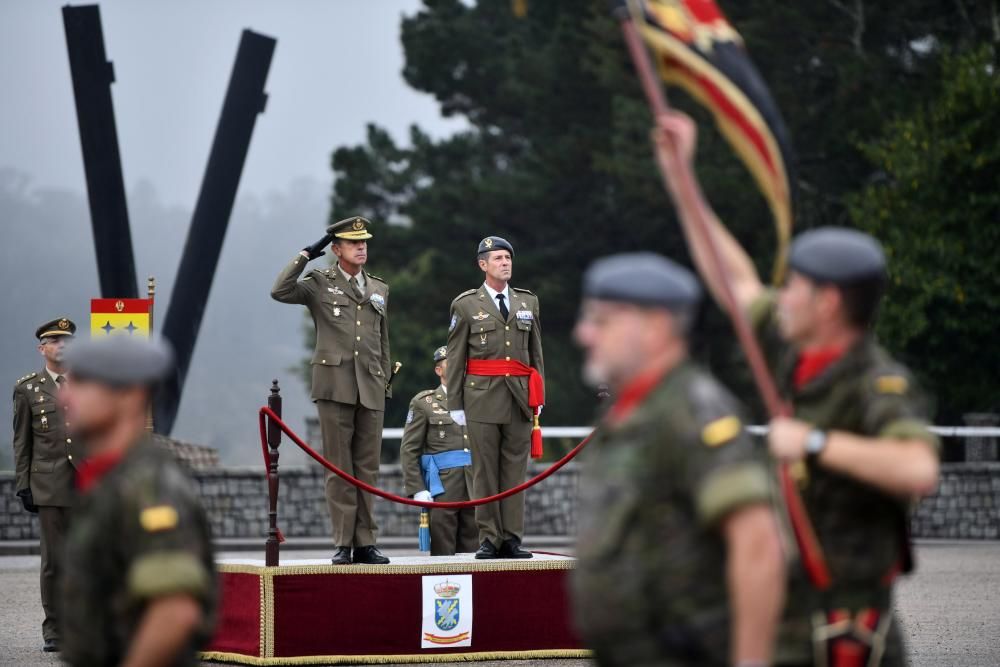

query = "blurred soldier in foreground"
[271,216,392,565]
[655,111,940,665]
[400,345,477,555]
[11,317,81,652]
[446,236,544,559]
[571,253,785,667]
[59,336,216,667]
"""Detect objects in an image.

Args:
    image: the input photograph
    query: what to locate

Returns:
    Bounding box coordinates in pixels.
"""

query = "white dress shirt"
[340,264,366,294]
[482,282,510,315]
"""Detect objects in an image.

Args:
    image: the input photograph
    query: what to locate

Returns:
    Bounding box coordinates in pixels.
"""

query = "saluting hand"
[767,417,811,462]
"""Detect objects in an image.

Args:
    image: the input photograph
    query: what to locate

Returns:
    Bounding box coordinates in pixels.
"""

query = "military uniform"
[10,317,82,646]
[445,236,544,554]
[571,253,774,666]
[753,228,940,666]
[399,382,477,555]
[60,439,217,667]
[271,216,391,555]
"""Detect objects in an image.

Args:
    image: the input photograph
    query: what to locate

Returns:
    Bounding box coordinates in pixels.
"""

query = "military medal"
[439,430,446,439]
[333,307,341,317]
[40,415,48,431]
[480,334,488,346]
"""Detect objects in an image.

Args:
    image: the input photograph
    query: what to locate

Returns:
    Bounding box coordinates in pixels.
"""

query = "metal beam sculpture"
[62,4,138,299]
[156,30,276,433]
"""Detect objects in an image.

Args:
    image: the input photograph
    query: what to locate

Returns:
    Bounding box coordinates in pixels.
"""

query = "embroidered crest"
[472,312,490,321]
[370,293,386,307]
[406,409,414,425]
[515,310,533,321]
[449,315,457,332]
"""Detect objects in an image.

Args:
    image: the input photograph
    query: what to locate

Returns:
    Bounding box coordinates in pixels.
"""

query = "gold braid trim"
[257,573,266,659]
[200,648,592,665]
[218,560,574,577]
[263,571,276,658]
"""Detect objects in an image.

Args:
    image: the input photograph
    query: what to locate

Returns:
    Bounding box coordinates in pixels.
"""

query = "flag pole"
[616,7,832,590]
[146,276,156,433]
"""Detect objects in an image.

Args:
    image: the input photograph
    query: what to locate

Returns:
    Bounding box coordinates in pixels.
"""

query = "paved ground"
[1,542,998,666]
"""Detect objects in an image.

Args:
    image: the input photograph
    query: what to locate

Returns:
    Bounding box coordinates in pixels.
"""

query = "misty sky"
[0,0,461,205]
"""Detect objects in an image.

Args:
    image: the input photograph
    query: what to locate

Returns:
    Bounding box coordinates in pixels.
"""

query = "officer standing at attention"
[58,336,216,667]
[11,317,82,652]
[399,346,477,555]
[446,236,544,560]
[654,111,940,665]
[271,216,392,565]
[571,253,786,667]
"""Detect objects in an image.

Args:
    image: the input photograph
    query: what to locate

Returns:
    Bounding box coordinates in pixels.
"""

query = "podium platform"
[202,554,589,665]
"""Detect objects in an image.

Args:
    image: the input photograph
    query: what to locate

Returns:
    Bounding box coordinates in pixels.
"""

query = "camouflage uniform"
[572,360,773,666]
[751,292,940,666]
[60,439,216,667]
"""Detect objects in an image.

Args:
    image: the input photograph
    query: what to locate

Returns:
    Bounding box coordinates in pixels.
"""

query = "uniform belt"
[420,450,472,498]
[465,359,545,457]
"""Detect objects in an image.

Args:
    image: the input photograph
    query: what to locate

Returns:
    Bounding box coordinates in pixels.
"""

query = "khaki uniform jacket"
[11,369,81,507]
[400,386,473,498]
[445,286,544,423]
[272,255,391,411]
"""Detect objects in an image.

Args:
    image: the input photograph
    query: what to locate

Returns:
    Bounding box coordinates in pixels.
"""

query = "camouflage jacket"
[60,439,217,667]
[572,360,772,666]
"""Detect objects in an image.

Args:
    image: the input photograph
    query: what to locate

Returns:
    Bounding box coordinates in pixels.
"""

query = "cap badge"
[115,300,125,313]
[352,219,364,231]
[472,312,489,321]
[58,319,70,330]
[483,238,493,248]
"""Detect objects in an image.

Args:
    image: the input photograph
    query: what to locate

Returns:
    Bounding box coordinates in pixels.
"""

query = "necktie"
[350,276,364,300]
[56,375,65,390]
[497,293,509,320]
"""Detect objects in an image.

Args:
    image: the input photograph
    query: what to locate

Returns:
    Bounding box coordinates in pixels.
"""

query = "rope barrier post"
[265,379,282,566]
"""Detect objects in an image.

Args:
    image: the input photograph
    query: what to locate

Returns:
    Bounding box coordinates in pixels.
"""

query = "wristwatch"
[805,429,828,461]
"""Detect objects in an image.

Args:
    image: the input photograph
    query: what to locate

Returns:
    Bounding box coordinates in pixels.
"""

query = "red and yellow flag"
[90,299,153,338]
[630,0,796,281]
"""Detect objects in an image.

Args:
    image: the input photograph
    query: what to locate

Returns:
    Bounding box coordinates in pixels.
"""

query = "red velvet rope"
[258,406,591,509]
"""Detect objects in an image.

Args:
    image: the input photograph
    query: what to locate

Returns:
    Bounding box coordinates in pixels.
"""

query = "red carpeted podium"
[202,554,588,665]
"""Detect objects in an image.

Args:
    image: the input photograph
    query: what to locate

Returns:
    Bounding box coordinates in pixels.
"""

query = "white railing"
[381,425,1000,440]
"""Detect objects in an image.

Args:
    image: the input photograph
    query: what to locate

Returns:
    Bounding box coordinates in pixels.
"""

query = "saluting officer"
[11,317,83,652]
[446,236,544,560]
[271,216,392,565]
[655,110,940,666]
[571,253,786,667]
[59,336,216,667]
[399,346,477,555]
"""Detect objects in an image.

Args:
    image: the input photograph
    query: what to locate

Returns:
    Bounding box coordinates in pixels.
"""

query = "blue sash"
[420,450,472,498]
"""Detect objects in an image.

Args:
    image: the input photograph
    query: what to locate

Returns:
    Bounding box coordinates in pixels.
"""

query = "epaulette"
[413,389,435,400]
[367,272,387,284]
[16,372,37,386]
[512,287,535,296]
[453,288,477,303]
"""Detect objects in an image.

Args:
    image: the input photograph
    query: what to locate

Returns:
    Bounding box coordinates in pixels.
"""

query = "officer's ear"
[330,240,344,259]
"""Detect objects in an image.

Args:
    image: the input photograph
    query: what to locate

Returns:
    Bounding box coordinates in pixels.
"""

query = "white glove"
[414,490,433,503]
[450,410,467,426]
[537,405,544,417]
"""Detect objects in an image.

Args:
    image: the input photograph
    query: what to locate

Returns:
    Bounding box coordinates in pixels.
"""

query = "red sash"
[466,359,544,458]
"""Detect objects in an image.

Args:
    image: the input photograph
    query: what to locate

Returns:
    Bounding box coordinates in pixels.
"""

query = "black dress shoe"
[499,539,533,559]
[331,546,353,565]
[475,540,499,559]
[42,639,59,653]
[353,545,390,564]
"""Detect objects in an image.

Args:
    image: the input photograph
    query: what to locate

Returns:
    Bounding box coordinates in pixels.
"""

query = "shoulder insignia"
[701,416,742,447]
[453,289,477,303]
[367,272,386,283]
[414,389,435,400]
[303,276,313,281]
[511,287,535,295]
[17,372,37,386]
[139,505,179,532]
[875,375,908,395]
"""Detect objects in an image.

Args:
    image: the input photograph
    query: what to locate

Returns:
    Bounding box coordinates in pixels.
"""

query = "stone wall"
[2,463,997,541]
[0,463,579,541]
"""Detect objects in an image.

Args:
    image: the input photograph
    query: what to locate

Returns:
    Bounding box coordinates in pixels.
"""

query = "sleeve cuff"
[879,418,941,454]
[127,551,210,600]
[696,461,773,526]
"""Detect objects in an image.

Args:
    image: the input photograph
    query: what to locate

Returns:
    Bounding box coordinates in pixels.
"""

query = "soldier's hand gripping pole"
[615,4,832,591]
